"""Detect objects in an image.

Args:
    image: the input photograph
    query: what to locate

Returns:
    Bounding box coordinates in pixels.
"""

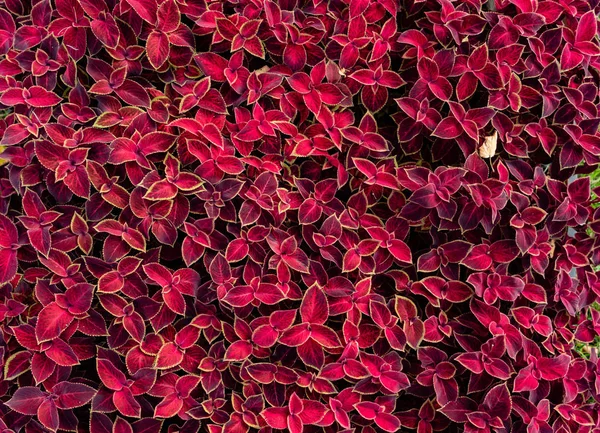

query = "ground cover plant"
[0,0,600,432]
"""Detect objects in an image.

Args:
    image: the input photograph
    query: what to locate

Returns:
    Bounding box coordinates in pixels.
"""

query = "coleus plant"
[0,0,600,432]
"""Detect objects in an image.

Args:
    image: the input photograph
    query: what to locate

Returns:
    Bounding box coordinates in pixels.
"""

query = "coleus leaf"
[0,2,598,432]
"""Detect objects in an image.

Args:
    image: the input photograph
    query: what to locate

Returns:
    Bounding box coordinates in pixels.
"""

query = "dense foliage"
[0,0,600,432]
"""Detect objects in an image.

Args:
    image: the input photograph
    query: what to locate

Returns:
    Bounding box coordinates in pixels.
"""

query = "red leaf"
[32,352,56,384]
[209,253,231,284]
[0,248,18,285]
[97,358,127,391]
[388,239,412,264]
[262,407,289,429]
[156,0,180,33]
[35,140,69,171]
[143,262,172,286]
[113,387,141,418]
[224,340,253,361]
[4,351,32,380]
[432,117,463,139]
[46,338,79,366]
[144,179,178,200]
[195,53,228,81]
[6,387,46,415]
[26,86,62,107]
[223,285,254,307]
[298,198,322,224]
[147,31,170,69]
[155,342,184,369]
[300,286,328,325]
[375,413,401,432]
[91,14,120,48]
[64,166,91,198]
[138,132,177,155]
[115,80,151,107]
[36,302,74,343]
[155,393,183,418]
[53,381,97,409]
[125,0,158,24]
[163,288,186,315]
[37,398,59,431]
[225,239,249,262]
[114,417,134,433]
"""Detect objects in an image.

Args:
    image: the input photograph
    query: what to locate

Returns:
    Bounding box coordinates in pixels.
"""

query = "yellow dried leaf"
[479,131,498,158]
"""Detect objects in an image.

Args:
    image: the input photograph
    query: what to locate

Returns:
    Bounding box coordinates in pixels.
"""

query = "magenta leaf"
[0,1,599,432]
[53,381,97,409]
[5,387,46,415]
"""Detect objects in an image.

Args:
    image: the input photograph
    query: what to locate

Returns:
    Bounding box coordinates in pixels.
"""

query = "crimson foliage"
[1,0,600,432]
